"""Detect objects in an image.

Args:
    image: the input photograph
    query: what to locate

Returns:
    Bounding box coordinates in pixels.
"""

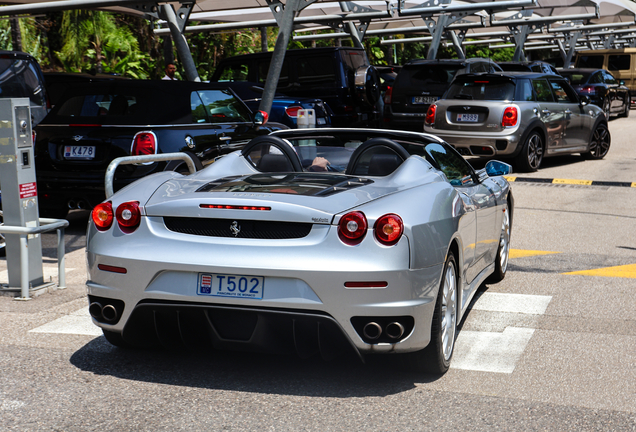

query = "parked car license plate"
[197,273,264,299]
[64,145,96,159]
[456,113,479,122]
[412,96,436,104]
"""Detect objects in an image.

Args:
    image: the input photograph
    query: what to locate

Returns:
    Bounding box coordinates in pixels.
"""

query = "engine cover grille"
[164,217,313,239]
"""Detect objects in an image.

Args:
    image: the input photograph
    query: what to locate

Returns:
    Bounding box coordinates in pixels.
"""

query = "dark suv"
[210,47,380,127]
[384,58,503,131]
[34,80,285,218]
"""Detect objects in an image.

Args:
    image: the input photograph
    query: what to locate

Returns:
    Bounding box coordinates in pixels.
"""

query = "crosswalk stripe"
[29,307,102,336]
[563,263,636,279]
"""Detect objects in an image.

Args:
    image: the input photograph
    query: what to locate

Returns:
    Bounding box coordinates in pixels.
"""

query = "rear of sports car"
[86,169,453,360]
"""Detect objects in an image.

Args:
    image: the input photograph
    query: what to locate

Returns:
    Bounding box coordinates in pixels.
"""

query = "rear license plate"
[413,96,436,104]
[456,113,479,122]
[197,273,264,299]
[64,145,96,159]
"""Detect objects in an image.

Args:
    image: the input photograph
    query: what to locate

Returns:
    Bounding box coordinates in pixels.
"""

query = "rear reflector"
[98,264,127,274]
[345,281,388,288]
[200,204,271,211]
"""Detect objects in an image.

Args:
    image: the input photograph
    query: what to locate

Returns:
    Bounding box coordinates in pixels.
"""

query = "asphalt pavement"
[1,115,635,431]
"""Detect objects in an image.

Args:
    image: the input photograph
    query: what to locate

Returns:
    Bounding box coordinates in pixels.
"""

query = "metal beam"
[491,11,600,27]
[398,0,536,17]
[0,0,159,16]
[548,21,636,33]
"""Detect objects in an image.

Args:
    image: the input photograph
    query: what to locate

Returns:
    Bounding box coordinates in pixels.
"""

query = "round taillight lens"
[338,211,367,245]
[115,201,141,232]
[374,213,404,246]
[92,202,113,231]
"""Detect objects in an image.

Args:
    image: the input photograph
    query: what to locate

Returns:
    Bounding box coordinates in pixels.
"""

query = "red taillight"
[131,131,157,156]
[384,86,393,104]
[502,106,518,127]
[115,201,141,233]
[425,104,436,126]
[92,202,113,231]
[32,130,36,145]
[580,85,595,94]
[200,204,271,211]
[338,211,367,245]
[374,213,403,246]
[285,106,302,118]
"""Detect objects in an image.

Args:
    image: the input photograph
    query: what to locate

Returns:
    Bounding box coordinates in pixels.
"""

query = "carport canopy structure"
[1,0,635,115]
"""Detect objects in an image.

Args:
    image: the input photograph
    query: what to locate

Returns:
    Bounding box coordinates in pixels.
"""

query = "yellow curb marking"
[632,182,636,188]
[552,178,593,186]
[509,249,561,259]
[504,176,516,182]
[563,264,636,279]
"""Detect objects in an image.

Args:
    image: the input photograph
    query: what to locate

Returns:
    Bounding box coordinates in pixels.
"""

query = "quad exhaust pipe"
[361,320,406,341]
[89,302,119,323]
[68,200,89,210]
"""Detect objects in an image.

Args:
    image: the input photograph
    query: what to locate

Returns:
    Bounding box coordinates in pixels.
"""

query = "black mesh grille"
[164,217,312,239]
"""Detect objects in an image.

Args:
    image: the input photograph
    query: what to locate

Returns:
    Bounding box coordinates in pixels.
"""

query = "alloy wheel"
[441,260,457,361]
[527,134,543,170]
[499,207,511,273]
[589,125,611,158]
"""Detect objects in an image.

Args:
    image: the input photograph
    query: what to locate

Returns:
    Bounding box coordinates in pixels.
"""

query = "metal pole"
[160,4,200,82]
[18,235,30,300]
[259,0,303,117]
[57,228,66,290]
[261,27,268,52]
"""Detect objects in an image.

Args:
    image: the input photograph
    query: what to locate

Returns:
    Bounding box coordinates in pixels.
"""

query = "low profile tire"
[102,329,130,348]
[582,123,611,160]
[487,202,511,284]
[602,98,611,119]
[620,97,630,118]
[403,252,458,375]
[514,130,544,172]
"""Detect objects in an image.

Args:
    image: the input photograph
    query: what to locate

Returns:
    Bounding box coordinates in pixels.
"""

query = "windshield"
[560,72,590,85]
[446,79,515,101]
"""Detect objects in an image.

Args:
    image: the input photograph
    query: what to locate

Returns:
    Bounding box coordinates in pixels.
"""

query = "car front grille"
[163,217,313,239]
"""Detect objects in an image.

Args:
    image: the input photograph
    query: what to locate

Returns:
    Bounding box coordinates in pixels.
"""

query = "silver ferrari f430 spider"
[86,128,513,374]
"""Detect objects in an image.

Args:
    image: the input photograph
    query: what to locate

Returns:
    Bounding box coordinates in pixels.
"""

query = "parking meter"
[0,98,44,289]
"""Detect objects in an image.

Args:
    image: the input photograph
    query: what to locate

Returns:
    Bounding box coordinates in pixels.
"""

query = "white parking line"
[450,292,552,373]
[29,292,552,374]
[29,307,102,336]
[471,292,552,315]
[451,327,535,373]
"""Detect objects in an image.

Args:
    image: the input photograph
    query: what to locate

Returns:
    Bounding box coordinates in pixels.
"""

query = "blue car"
[217,82,334,128]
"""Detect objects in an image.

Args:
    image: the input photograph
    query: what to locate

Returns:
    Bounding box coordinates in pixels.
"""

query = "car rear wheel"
[514,130,543,172]
[582,123,610,160]
[403,251,458,374]
[487,202,511,284]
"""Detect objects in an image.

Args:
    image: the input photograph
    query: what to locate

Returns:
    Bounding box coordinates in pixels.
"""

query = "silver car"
[424,72,610,172]
[86,128,513,374]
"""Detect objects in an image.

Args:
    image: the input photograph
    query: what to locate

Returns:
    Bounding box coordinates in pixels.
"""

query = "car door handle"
[564,109,572,114]
[219,136,231,141]
[541,109,551,115]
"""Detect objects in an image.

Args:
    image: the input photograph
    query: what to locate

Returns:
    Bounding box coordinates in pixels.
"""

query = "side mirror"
[579,95,590,106]
[254,110,268,126]
[485,160,512,177]
[620,80,626,86]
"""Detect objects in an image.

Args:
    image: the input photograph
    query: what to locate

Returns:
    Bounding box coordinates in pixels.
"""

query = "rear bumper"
[86,216,442,357]
[423,127,523,157]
